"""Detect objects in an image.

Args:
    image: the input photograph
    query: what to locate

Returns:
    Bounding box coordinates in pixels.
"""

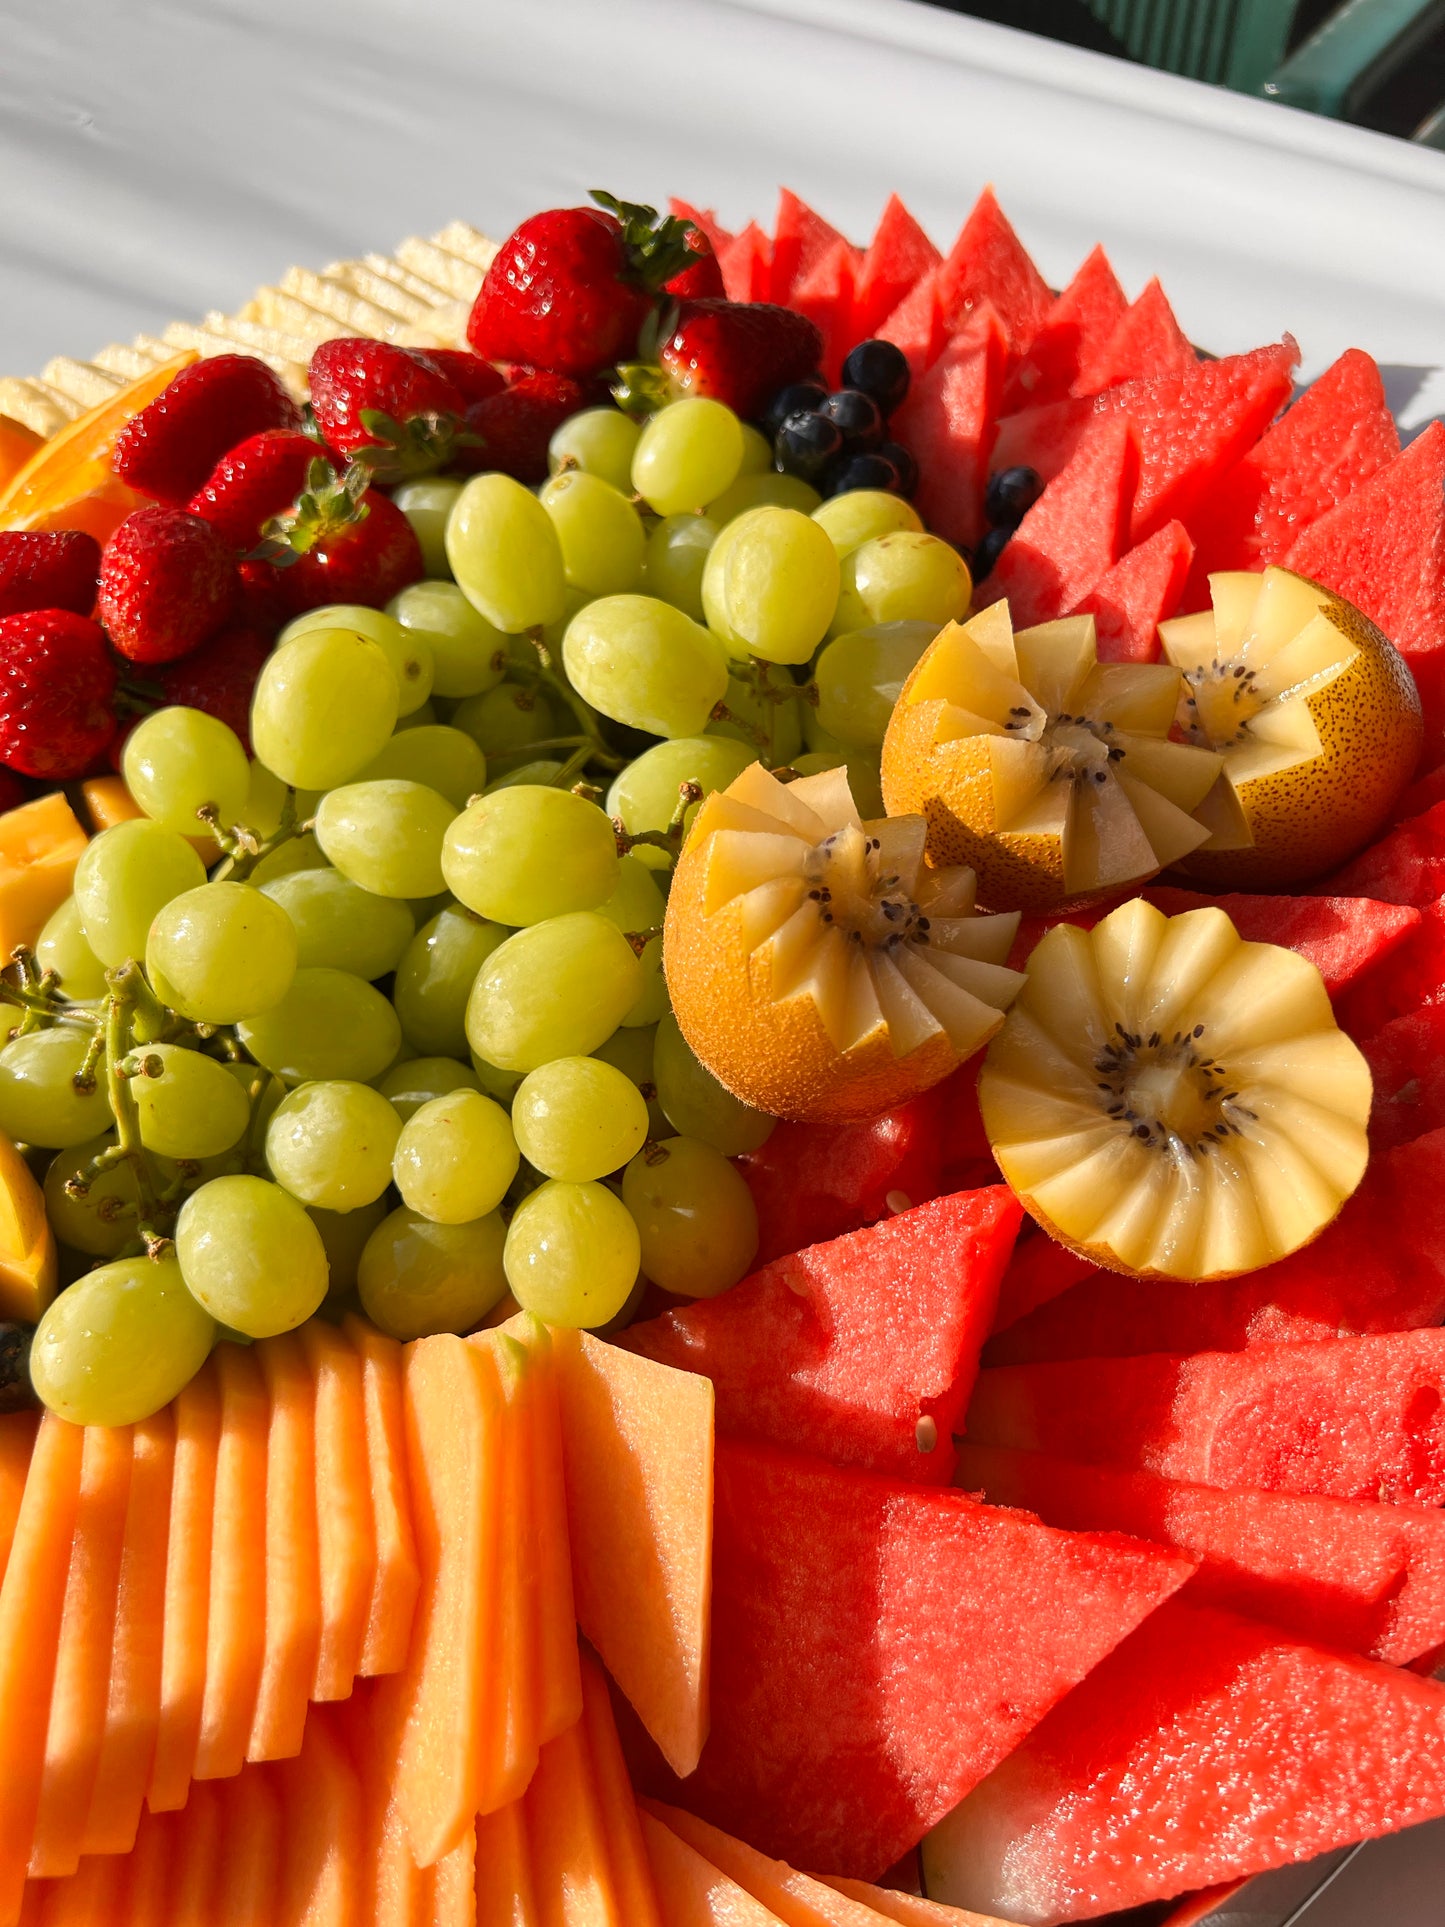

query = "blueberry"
[828,452,904,496]
[817,388,884,453]
[973,525,1012,582]
[763,377,828,435]
[877,440,918,497]
[985,465,1044,531]
[775,410,845,480]
[840,339,911,416]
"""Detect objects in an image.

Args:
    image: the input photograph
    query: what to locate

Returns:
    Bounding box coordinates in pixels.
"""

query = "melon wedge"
[169,1780,221,1919]
[195,1342,268,1782]
[485,1330,539,1814]
[0,1413,36,1584]
[248,1332,321,1762]
[148,1360,221,1812]
[1001,244,1127,412]
[214,1768,283,1925]
[648,1802,884,1925]
[0,1134,56,1327]
[474,1802,539,1927]
[341,1314,420,1680]
[823,1880,1012,1927]
[580,1646,664,1927]
[641,1809,788,1927]
[0,794,89,964]
[525,1322,583,1747]
[523,1712,626,1925]
[300,1318,376,1700]
[275,1712,365,1924]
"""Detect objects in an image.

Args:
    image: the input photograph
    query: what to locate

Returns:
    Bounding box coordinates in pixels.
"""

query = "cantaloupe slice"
[821,1880,1009,1926]
[116,1806,173,1926]
[79,776,219,865]
[275,1707,365,1923]
[300,1318,377,1699]
[27,1851,127,1927]
[0,1136,55,1327]
[487,1331,541,1813]
[579,1648,664,1927]
[554,1330,714,1777]
[81,1412,174,1858]
[426,1824,478,1927]
[0,1415,86,1927]
[475,1802,539,1927]
[646,1804,884,1927]
[169,1780,221,1919]
[640,1809,788,1926]
[195,1342,269,1781]
[0,794,88,960]
[214,1769,282,1926]
[525,1713,627,1926]
[513,1317,582,1748]
[341,1314,419,1679]
[149,1361,221,1812]
[0,1413,37,1583]
[248,1332,321,1762]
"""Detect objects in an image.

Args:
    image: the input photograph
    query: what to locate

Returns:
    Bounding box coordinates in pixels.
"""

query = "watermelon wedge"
[852,195,942,344]
[668,200,735,259]
[923,1597,1445,1924]
[936,187,1051,354]
[892,307,1007,552]
[1338,900,1445,1038]
[1363,1004,1445,1150]
[979,413,1138,626]
[1319,798,1445,906]
[958,1441,1445,1665]
[991,1234,1098,1335]
[646,1438,1193,1880]
[622,1188,1023,1484]
[1001,244,1127,413]
[791,239,862,385]
[770,190,853,309]
[876,269,947,379]
[1141,885,1420,1000]
[1070,277,1193,397]
[718,223,773,304]
[1071,519,1193,661]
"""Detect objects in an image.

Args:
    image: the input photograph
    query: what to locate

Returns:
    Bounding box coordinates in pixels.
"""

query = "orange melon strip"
[821,1881,1009,1926]
[195,1342,270,1781]
[0,1415,86,1927]
[31,1852,127,1927]
[647,1803,880,1927]
[170,1779,222,1922]
[116,1808,174,1926]
[475,1802,539,1927]
[483,1329,541,1814]
[525,1712,625,1926]
[343,1313,420,1677]
[276,1710,365,1923]
[0,1413,37,1583]
[514,1319,582,1746]
[148,1360,222,1812]
[301,1318,377,1699]
[427,1825,479,1927]
[81,1410,176,1858]
[579,1651,664,1927]
[249,1332,322,1763]
[638,1810,787,1925]
[215,1765,283,1925]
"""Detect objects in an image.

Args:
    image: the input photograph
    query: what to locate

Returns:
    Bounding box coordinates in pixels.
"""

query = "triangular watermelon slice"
[991,1233,1099,1336]
[770,190,853,309]
[968,1326,1445,1503]
[1070,277,1193,397]
[852,194,942,344]
[936,187,1052,354]
[958,1441,1445,1666]
[1363,1003,1445,1152]
[979,413,1138,626]
[717,223,773,304]
[876,268,947,379]
[1319,797,1445,905]
[1001,244,1127,413]
[1391,759,1445,825]
[668,200,735,259]
[1337,899,1445,1039]
[1071,519,1193,661]
[791,238,862,386]
[621,1188,1023,1484]
[891,306,1007,552]
[924,1596,1445,1924]
[646,1439,1193,1879]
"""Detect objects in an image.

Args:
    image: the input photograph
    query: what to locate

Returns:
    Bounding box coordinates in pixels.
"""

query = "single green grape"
[258,868,414,980]
[265,1078,402,1210]
[0,1028,113,1148]
[791,747,885,818]
[35,897,107,1002]
[828,531,972,638]
[814,619,942,746]
[512,1056,649,1182]
[388,579,508,699]
[122,706,251,838]
[451,683,557,776]
[241,760,293,839]
[466,913,642,1072]
[396,700,439,730]
[133,1043,252,1159]
[485,759,564,792]
[812,488,924,556]
[654,1012,775,1153]
[357,1204,508,1341]
[175,1174,329,1336]
[622,1134,759,1297]
[737,422,773,476]
[281,603,434,717]
[632,397,745,516]
[709,668,805,765]
[252,627,399,790]
[73,819,207,969]
[393,906,506,1057]
[503,1178,639,1328]
[539,470,646,597]
[313,779,456,900]
[30,1251,216,1425]
[562,594,729,738]
[591,1024,668,1137]
[548,407,641,492]
[250,831,328,888]
[594,855,667,1027]
[642,513,717,622]
[146,881,298,1025]
[446,472,566,634]
[391,1088,518,1223]
[237,968,402,1085]
[375,1054,480,1122]
[354,725,487,811]
[392,477,464,578]
[606,734,753,845]
[702,506,840,665]
[442,785,619,927]
[311,1196,390,1303]
[704,470,821,525]
[469,1051,524,1105]
[44,1133,144,1257]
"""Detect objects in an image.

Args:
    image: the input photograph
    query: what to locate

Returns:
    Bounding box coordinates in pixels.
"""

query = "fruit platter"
[0,174,1443,1925]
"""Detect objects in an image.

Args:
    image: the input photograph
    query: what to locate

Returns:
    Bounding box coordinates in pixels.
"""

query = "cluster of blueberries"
[975,463,1045,580]
[763,339,918,499]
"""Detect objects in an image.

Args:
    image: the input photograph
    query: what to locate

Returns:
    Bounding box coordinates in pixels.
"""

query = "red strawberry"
[666,227,726,301]
[112,355,302,505]
[461,372,589,484]
[262,465,424,615]
[0,611,118,778]
[307,339,477,478]
[160,622,272,750]
[422,349,507,406]
[0,770,27,815]
[188,429,324,551]
[98,506,238,665]
[235,559,288,639]
[0,530,101,619]
[661,299,823,418]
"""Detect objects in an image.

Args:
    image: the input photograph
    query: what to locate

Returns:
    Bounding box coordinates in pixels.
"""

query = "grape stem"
[611,781,701,863]
[513,630,628,772]
[0,952,95,1037]
[708,700,767,750]
[208,787,307,884]
[621,924,665,957]
[549,744,594,789]
[100,966,172,1256]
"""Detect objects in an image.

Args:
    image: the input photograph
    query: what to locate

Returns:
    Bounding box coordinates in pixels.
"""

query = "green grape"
[392,477,464,578]
[392,1089,518,1223]
[548,407,641,492]
[829,531,972,638]
[632,398,745,516]
[397,701,439,730]
[175,1173,329,1337]
[503,1179,639,1328]
[30,1251,216,1426]
[737,422,773,476]
[512,1056,649,1182]
[35,897,107,1002]
[311,1197,389,1303]
[122,706,251,838]
[375,1054,480,1122]
[237,968,402,1085]
[133,1043,251,1159]
[442,785,618,927]
[539,471,646,597]
[812,488,924,556]
[469,1051,524,1104]
[562,595,728,738]
[654,1012,775,1153]
[466,913,642,1072]
[393,906,506,1057]
[250,831,327,887]
[622,1134,759,1297]
[451,683,558,776]
[281,603,434,717]
[642,513,717,622]
[705,471,821,526]
[709,669,804,766]
[702,507,840,665]
[259,868,414,980]
[814,619,941,746]
[591,1024,668,1137]
[252,627,399,790]
[359,723,485,807]
[446,472,566,633]
[44,1133,143,1257]
[313,780,456,900]
[0,1028,112,1147]
[387,580,507,700]
[607,735,753,844]
[74,819,207,969]
[265,1078,401,1210]
[357,1204,508,1341]
[594,855,667,1027]
[485,759,563,792]
[791,747,885,818]
[146,881,298,1025]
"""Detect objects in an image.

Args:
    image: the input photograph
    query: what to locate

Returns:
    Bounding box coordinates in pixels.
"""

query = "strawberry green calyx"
[611,360,673,420]
[590,190,699,293]
[253,457,368,565]
[350,406,481,485]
